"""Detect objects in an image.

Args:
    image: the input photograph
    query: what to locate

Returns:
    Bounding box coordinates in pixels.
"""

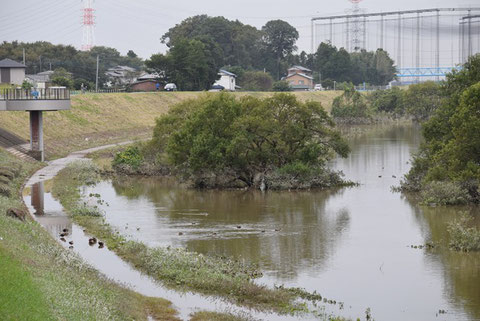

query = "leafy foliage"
[239,71,273,91]
[331,87,369,119]
[272,80,292,92]
[314,43,396,86]
[447,214,480,252]
[402,54,480,203]
[113,146,144,170]
[146,38,222,91]
[152,93,349,187]
[368,87,404,115]
[403,81,444,121]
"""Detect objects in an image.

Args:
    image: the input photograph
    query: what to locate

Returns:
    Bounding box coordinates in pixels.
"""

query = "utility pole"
[95,55,99,92]
[22,48,25,65]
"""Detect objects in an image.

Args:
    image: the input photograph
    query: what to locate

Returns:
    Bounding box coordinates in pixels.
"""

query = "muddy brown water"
[28,124,480,320]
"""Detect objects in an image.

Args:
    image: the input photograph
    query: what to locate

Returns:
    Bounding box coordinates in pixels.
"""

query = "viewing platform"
[0,87,71,161]
[0,88,70,111]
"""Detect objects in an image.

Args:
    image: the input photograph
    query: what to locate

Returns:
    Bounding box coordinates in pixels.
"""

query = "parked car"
[165,83,177,91]
[209,84,225,92]
[314,84,324,91]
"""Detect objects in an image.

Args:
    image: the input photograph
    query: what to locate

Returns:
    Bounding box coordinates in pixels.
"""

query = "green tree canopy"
[146,38,222,91]
[403,54,480,200]
[152,93,349,186]
[262,20,299,79]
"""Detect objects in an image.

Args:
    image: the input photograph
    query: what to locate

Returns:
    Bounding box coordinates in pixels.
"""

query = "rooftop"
[219,69,237,77]
[0,58,26,68]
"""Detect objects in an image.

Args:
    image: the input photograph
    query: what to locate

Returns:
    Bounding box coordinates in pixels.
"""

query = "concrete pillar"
[29,110,44,161]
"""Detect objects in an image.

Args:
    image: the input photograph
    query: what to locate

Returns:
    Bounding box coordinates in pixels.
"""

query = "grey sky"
[0,0,476,59]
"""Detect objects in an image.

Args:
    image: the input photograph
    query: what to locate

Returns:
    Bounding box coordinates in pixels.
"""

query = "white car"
[164,83,177,91]
[314,84,324,91]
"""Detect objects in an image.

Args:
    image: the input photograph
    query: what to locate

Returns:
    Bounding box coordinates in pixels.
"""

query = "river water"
[30,124,480,320]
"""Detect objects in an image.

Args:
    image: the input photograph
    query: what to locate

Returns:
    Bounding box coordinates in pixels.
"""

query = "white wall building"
[0,58,26,85]
[214,70,236,91]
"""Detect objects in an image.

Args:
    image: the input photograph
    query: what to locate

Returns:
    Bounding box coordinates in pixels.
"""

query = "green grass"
[0,148,180,321]
[189,311,253,321]
[0,251,52,320]
[0,91,341,159]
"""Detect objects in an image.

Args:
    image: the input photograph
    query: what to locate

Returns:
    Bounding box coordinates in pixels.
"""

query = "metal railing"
[0,88,70,100]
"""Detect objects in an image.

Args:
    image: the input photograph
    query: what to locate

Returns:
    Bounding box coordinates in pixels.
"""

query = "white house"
[213,69,236,91]
[0,58,26,85]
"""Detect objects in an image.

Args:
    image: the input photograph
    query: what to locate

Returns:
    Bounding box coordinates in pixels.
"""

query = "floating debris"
[178,232,184,236]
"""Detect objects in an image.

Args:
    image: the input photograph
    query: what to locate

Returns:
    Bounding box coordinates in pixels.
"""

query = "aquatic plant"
[447,213,480,252]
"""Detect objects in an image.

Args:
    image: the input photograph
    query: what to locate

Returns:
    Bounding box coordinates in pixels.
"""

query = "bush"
[113,146,144,170]
[420,181,471,206]
[331,86,369,120]
[239,71,273,91]
[272,80,292,92]
[403,81,444,121]
[447,213,480,252]
[368,87,404,115]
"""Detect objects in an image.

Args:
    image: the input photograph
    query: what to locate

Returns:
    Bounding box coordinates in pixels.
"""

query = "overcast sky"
[0,0,476,59]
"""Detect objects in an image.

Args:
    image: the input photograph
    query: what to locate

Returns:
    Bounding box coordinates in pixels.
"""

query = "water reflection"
[29,181,72,237]
[82,124,480,321]
[108,178,351,279]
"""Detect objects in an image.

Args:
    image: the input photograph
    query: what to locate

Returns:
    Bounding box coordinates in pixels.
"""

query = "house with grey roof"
[283,65,314,91]
[0,58,26,85]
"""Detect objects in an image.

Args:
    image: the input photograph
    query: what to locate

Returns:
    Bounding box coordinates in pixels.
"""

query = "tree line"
[146,15,396,91]
[0,41,143,89]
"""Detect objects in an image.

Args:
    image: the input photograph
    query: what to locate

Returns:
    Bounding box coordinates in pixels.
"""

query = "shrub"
[331,86,369,120]
[447,213,480,252]
[403,81,444,121]
[368,87,404,115]
[239,71,273,91]
[272,80,292,92]
[113,146,144,170]
[420,181,471,206]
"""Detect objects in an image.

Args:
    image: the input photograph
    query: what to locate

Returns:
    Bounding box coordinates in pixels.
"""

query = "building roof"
[26,74,51,83]
[219,69,236,77]
[137,73,160,81]
[37,70,55,76]
[289,65,312,73]
[0,58,26,68]
[285,72,314,80]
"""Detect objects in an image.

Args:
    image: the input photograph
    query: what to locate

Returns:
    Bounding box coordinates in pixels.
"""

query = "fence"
[0,88,70,100]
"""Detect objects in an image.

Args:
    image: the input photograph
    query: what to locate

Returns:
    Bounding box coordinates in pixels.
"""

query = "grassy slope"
[0,149,179,321]
[0,91,340,159]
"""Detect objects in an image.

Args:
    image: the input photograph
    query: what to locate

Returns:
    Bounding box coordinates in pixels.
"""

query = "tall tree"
[261,20,299,79]
[146,38,221,91]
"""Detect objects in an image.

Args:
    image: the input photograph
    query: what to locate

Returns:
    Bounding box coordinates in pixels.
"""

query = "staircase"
[0,128,37,162]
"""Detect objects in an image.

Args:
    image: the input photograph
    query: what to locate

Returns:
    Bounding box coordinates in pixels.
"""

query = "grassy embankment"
[0,149,180,321]
[0,91,340,159]
[52,161,338,316]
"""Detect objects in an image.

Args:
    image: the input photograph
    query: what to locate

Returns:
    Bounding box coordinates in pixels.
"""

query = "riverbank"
[0,91,341,159]
[0,148,180,320]
[51,160,337,316]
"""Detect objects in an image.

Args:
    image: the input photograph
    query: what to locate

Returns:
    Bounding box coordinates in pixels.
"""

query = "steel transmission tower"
[81,0,95,51]
[349,0,365,51]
